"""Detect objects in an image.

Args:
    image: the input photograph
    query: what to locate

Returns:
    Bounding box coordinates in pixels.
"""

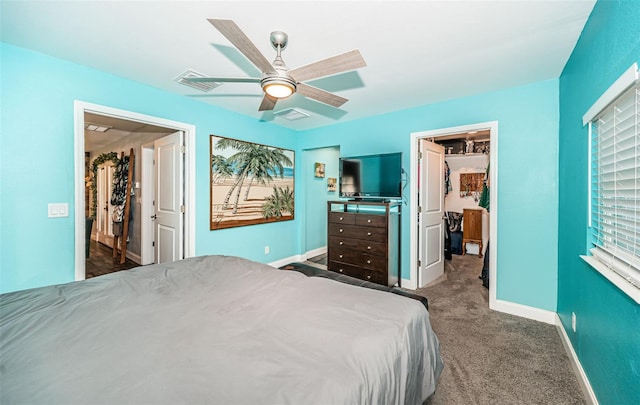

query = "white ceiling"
[1,0,596,131]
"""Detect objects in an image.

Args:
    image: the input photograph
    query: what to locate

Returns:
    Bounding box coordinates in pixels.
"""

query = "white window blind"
[590,82,640,290]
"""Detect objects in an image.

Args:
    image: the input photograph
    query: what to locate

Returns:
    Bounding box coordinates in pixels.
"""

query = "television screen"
[339,152,403,200]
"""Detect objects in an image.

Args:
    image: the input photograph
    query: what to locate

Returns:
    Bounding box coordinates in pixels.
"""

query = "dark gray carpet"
[417,254,585,405]
[305,253,586,404]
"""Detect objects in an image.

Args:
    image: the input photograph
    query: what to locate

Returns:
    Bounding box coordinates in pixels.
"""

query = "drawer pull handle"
[367,260,371,264]
[367,219,372,223]
[367,232,372,236]
[339,254,343,259]
[367,246,371,250]
[339,217,343,221]
[366,275,372,280]
[339,268,343,273]
[339,229,344,233]
[339,241,344,245]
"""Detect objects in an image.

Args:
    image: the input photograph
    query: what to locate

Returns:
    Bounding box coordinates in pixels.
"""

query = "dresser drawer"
[328,223,386,242]
[329,238,386,255]
[328,261,381,284]
[328,212,356,225]
[329,248,387,272]
[355,214,386,228]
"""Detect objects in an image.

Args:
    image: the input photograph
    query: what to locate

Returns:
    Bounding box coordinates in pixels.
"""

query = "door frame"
[74,101,196,281]
[140,142,155,265]
[408,121,498,309]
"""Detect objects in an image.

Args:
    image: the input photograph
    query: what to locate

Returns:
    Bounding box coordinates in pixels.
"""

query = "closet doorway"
[409,121,498,309]
[74,102,196,281]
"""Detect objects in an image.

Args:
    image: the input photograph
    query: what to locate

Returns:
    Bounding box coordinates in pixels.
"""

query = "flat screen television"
[339,152,403,200]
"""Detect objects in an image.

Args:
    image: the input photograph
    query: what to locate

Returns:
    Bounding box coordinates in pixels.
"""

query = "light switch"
[48,203,69,218]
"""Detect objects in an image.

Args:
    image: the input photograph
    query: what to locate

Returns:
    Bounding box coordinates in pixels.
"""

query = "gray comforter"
[0,255,442,404]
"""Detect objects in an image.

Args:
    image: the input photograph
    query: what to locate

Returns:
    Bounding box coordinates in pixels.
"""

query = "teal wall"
[301,146,340,252]
[1,42,561,314]
[558,1,640,404]
[0,43,298,293]
[298,79,560,311]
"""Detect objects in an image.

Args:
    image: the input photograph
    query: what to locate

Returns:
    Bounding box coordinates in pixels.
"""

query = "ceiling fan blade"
[185,77,261,83]
[258,94,278,111]
[208,19,276,75]
[288,50,366,83]
[296,83,348,108]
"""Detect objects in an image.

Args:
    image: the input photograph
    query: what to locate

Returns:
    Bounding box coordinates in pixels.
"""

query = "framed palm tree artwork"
[210,135,295,230]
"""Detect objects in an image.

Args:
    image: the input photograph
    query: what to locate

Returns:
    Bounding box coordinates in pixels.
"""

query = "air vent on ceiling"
[273,108,310,121]
[175,69,221,92]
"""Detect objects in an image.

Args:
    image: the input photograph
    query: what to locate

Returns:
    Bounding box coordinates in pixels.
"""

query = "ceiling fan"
[187,19,367,111]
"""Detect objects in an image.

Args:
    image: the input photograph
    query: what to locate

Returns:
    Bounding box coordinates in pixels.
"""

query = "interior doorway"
[74,101,196,281]
[409,121,498,309]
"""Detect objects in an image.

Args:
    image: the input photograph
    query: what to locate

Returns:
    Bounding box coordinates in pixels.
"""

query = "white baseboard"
[267,247,327,269]
[268,254,304,269]
[491,299,557,324]
[303,246,327,261]
[555,314,599,405]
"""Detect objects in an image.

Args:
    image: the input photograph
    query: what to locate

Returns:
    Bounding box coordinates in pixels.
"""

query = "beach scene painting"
[210,135,295,230]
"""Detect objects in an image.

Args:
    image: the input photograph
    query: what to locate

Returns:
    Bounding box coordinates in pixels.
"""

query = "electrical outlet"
[264,246,270,255]
[571,312,577,332]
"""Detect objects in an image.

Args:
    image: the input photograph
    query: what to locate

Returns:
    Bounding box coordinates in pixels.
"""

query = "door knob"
[150,214,157,220]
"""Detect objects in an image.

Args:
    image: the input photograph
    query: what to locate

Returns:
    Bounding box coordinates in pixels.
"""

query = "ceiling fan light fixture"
[261,76,296,99]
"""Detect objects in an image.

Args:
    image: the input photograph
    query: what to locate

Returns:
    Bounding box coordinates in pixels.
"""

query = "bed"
[0,255,443,404]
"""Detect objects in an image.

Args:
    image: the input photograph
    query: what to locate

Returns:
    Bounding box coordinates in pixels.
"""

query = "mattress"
[0,255,443,404]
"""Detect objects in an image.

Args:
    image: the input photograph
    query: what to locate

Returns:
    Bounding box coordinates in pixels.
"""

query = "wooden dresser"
[327,201,401,287]
[462,208,483,258]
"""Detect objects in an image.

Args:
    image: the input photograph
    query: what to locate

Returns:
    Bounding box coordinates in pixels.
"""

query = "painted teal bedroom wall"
[0,42,298,294]
[1,41,560,314]
[298,79,560,311]
[558,0,640,403]
[301,146,340,253]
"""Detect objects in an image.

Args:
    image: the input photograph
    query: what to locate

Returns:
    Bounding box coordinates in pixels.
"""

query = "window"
[584,64,639,302]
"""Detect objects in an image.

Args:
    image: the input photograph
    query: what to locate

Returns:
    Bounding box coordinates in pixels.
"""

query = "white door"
[418,140,445,287]
[96,163,115,246]
[154,131,184,263]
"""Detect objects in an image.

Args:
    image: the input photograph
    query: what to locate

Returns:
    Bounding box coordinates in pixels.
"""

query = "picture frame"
[210,135,295,230]
[314,162,325,178]
[327,177,337,192]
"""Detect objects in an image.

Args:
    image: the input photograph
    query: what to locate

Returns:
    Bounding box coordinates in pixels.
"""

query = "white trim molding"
[555,314,599,405]
[492,299,557,324]
[74,101,196,281]
[582,63,638,125]
[269,255,305,269]
[581,255,640,304]
[303,246,327,262]
[269,247,327,269]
